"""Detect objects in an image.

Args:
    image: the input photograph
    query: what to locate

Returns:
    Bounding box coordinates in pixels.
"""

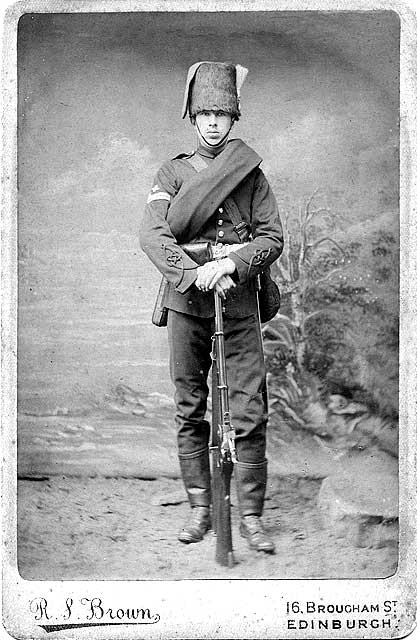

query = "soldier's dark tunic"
[140,138,283,465]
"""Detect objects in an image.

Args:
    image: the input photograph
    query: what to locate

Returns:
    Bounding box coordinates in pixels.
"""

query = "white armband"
[146,191,171,204]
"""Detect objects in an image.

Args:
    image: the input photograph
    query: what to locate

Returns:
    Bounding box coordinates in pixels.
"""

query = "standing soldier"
[140,61,283,553]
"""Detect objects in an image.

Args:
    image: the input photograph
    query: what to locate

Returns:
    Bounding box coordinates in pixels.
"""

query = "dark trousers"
[167,309,268,464]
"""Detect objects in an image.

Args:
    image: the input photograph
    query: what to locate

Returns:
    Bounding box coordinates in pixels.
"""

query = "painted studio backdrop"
[17,11,399,579]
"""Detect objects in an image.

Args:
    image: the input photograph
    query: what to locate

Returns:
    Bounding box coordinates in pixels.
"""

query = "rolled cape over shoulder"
[181,61,248,119]
[166,139,262,243]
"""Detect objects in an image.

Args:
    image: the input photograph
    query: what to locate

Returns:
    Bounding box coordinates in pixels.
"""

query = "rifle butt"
[211,453,221,536]
[212,458,236,567]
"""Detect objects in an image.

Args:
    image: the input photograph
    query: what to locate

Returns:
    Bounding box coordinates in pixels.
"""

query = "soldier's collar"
[196,140,227,159]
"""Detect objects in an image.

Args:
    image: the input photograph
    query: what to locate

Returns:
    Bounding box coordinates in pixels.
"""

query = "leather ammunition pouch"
[257,268,281,323]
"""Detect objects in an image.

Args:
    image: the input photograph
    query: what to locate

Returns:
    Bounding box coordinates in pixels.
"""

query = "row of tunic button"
[216,207,227,311]
[217,207,224,239]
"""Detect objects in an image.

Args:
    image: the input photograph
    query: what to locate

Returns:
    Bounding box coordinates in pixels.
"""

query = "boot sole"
[178,533,204,544]
[178,524,211,544]
[240,529,276,553]
[247,542,275,553]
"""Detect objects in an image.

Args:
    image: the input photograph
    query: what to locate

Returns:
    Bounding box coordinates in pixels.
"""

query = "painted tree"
[270,188,348,369]
[263,188,399,431]
[262,189,348,429]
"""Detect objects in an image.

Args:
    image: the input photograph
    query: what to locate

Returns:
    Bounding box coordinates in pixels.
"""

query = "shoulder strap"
[222,197,250,242]
[185,154,209,173]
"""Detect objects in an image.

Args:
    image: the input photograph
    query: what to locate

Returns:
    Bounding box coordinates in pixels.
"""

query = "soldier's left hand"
[214,275,236,299]
[195,258,236,291]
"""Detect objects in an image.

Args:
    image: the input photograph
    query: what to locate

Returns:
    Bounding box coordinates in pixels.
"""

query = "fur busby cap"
[181,61,248,119]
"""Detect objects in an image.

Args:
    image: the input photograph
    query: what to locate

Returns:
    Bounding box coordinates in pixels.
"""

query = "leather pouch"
[180,241,213,265]
[258,268,281,323]
[151,277,170,327]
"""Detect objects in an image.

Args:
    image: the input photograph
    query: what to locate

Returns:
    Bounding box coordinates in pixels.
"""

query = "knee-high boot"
[177,447,211,543]
[234,460,275,553]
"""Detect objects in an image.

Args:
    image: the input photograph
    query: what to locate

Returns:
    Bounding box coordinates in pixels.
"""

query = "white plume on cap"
[235,64,248,97]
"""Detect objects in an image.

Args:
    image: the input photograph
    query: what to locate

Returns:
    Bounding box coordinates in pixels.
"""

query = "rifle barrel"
[211,290,236,567]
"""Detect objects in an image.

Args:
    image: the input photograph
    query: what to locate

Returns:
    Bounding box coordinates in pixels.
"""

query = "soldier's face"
[194,110,233,145]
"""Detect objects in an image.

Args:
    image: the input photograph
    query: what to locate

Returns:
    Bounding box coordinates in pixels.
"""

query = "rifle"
[210,290,237,567]
[155,240,237,565]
